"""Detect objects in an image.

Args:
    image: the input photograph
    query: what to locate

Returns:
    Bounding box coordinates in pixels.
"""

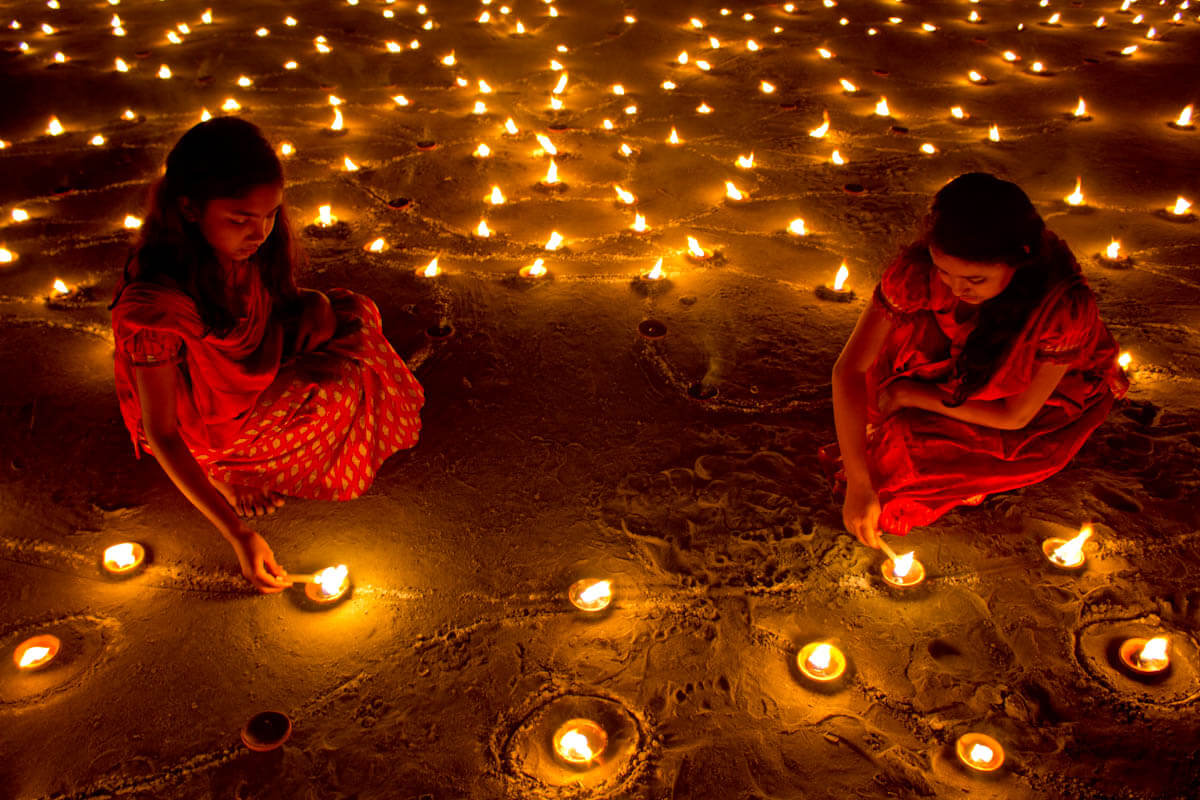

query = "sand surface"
[1,0,1199,798]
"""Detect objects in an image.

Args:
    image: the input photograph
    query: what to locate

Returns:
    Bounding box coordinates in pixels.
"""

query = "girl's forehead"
[929,245,1009,275]
[212,183,282,214]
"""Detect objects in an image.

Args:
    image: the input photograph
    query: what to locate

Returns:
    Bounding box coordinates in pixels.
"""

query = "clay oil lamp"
[1168,104,1194,131]
[1064,177,1086,209]
[292,564,351,605]
[306,204,348,239]
[1162,196,1194,222]
[630,213,649,233]
[1042,524,1091,569]
[1098,239,1132,268]
[537,160,566,192]
[241,711,293,752]
[956,733,1005,772]
[553,719,608,767]
[13,634,61,670]
[568,578,613,612]
[1070,97,1092,121]
[102,542,146,576]
[519,258,548,280]
[796,641,847,682]
[685,236,717,264]
[1118,635,1170,675]
[879,540,925,588]
[816,262,854,302]
[633,258,670,296]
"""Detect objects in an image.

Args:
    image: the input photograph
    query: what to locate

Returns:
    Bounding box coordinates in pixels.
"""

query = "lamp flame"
[1052,525,1091,564]
[951,106,966,120]
[331,108,344,131]
[316,205,334,227]
[343,156,359,171]
[831,149,846,165]
[489,186,506,205]
[807,643,833,671]
[809,111,830,138]
[1176,104,1194,127]
[474,143,491,158]
[47,117,64,136]
[687,237,707,258]
[1106,240,1121,259]
[1074,98,1088,117]
[535,134,557,155]
[542,160,560,184]
[892,550,914,578]
[504,118,519,135]
[988,124,1000,142]
[1117,351,1132,369]
[52,279,69,295]
[104,543,138,569]
[544,231,564,250]
[423,258,440,278]
[668,127,681,144]
[1065,177,1084,206]
[552,73,568,94]
[123,215,143,229]
[313,564,349,597]
[522,258,547,278]
[475,220,491,237]
[874,97,890,116]
[614,185,636,204]
[632,213,648,233]
[559,729,594,761]
[725,182,746,201]
[367,237,386,252]
[1170,196,1192,215]
[645,258,663,279]
[736,153,755,169]
[578,580,611,605]
[1138,637,1169,667]
[788,218,807,236]
[969,743,994,765]
[19,646,51,669]
[839,78,857,93]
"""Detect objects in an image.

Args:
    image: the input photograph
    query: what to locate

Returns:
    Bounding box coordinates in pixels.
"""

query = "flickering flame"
[969,744,994,765]
[875,97,890,116]
[687,237,707,258]
[392,95,410,106]
[331,108,344,131]
[788,218,807,236]
[1171,196,1192,215]
[668,127,681,144]
[892,550,914,578]
[472,100,487,114]
[951,106,966,120]
[1138,637,1169,667]
[1176,104,1194,126]
[1118,351,1132,369]
[123,215,142,229]
[1051,525,1091,565]
[677,50,689,64]
[441,52,456,66]
[737,153,755,169]
[1074,98,1088,117]
[12,209,28,222]
[833,262,849,291]
[809,111,830,138]
[1003,51,1019,62]
[661,80,676,90]
[578,580,611,605]
[313,565,349,597]
[725,181,746,201]
[0,248,15,263]
[504,118,519,135]
[542,160,560,184]
[475,220,491,237]
[619,143,633,157]
[988,124,1000,142]
[831,150,846,165]
[1106,240,1121,259]
[839,78,857,93]
[18,646,51,669]
[103,543,138,570]
[474,143,491,158]
[817,47,833,59]
[968,70,986,83]
[488,186,506,205]
[697,102,713,114]
[1095,15,1107,27]
[1065,177,1084,206]
[422,258,440,278]
[920,143,936,154]
[544,231,564,251]
[367,237,386,252]
[522,259,547,278]
[535,134,557,155]
[614,185,636,204]
[632,214,649,233]
[558,728,595,761]
[552,73,568,94]
[1030,61,1045,73]
[1048,11,1061,24]
[115,57,129,72]
[807,643,833,671]
[968,10,981,22]
[644,257,663,279]
[760,80,776,94]
[47,117,64,136]
[1121,45,1138,55]
[316,205,334,226]
[90,134,105,147]
[52,279,69,295]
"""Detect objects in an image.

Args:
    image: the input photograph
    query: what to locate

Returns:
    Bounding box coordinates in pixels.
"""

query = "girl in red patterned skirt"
[829,172,1127,549]
[110,118,424,592]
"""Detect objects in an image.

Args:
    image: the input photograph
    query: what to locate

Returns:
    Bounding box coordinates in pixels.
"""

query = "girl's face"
[184,183,283,264]
[929,244,1017,304]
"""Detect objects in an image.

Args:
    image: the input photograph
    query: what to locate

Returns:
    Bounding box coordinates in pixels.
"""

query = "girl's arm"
[887,361,1071,430]
[133,363,290,592]
[831,301,894,548]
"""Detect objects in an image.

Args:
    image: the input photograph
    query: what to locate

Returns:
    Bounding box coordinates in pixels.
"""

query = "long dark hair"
[910,172,1077,405]
[111,117,300,336]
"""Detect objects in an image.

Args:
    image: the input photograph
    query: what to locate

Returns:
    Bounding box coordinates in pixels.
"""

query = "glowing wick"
[988,124,1000,142]
[736,153,755,169]
[631,213,649,233]
[1138,637,1170,669]
[1170,196,1192,215]
[874,97,890,116]
[542,160,560,185]
[544,232,564,251]
[1176,104,1194,127]
[644,258,664,279]
[614,185,636,204]
[52,279,69,296]
[520,259,547,278]
[1065,177,1084,206]
[788,218,807,236]
[1117,351,1132,370]
[687,237,708,259]
[1074,98,1088,117]
[488,186,506,205]
[725,181,746,201]
[1106,240,1121,260]
[422,258,440,278]
[809,111,830,138]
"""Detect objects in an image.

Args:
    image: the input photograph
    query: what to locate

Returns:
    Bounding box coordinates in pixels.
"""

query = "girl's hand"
[843,480,883,549]
[226,525,291,593]
[294,289,337,354]
[878,378,933,417]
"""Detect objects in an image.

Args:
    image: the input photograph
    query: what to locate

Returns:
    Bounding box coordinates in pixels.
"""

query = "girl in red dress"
[110,118,424,592]
[830,172,1128,549]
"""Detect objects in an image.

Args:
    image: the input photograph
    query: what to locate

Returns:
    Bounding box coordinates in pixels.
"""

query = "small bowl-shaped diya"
[796,641,846,682]
[1118,636,1170,674]
[241,710,293,752]
[102,542,146,576]
[303,565,351,605]
[881,552,926,588]
[637,319,667,339]
[1042,526,1091,569]
[13,634,61,670]
[552,718,608,766]
[568,578,613,612]
[815,263,854,302]
[956,732,1005,772]
[519,259,549,280]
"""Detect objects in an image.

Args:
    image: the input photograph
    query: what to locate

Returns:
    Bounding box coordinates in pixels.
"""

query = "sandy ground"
[2,0,1199,798]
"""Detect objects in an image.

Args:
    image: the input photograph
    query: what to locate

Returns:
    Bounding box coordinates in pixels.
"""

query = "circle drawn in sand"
[0,614,120,706]
[499,691,648,796]
[1074,617,1200,706]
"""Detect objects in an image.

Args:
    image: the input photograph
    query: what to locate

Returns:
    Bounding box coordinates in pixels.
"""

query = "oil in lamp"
[787,218,807,237]
[1042,524,1091,569]
[519,259,548,279]
[796,641,847,681]
[816,262,854,302]
[1168,104,1194,130]
[956,733,1004,771]
[293,564,351,604]
[13,635,60,670]
[553,719,608,766]
[879,540,925,587]
[1119,636,1170,674]
[809,111,830,138]
[102,542,146,575]
[1064,177,1085,207]
[420,258,440,278]
[568,578,613,611]
[1099,239,1131,268]
[725,181,748,202]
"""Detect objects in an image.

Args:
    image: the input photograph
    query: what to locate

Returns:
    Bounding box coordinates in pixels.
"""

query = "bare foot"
[208,474,286,518]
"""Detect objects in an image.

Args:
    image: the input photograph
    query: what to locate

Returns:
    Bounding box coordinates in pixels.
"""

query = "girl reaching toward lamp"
[827,172,1127,548]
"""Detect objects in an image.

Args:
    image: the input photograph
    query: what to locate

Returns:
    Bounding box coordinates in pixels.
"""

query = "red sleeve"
[118,328,185,368]
[1036,283,1098,364]
[873,247,932,317]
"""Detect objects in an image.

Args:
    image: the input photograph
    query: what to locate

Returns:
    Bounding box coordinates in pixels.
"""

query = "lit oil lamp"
[314,205,335,227]
[473,143,491,158]
[642,258,664,281]
[874,97,891,117]
[537,160,565,191]
[46,116,64,136]
[293,564,351,604]
[816,262,854,302]
[11,208,28,222]
[920,143,937,155]
[0,247,17,264]
[241,710,293,752]
[50,278,71,298]
[724,181,748,203]
[1071,97,1091,121]
[613,185,636,205]
[1042,524,1091,569]
[1119,635,1170,674]
[1098,239,1132,268]
[839,78,858,94]
[879,540,925,588]
[553,719,608,766]
[364,237,387,253]
[830,150,846,166]
[102,542,146,575]
[809,110,831,138]
[1117,351,1133,371]
[1168,104,1194,131]
[474,220,492,238]
[567,578,613,611]
[1064,177,1085,208]
[544,232,564,251]
[630,213,649,233]
[796,641,847,682]
[956,733,1005,772]
[420,258,440,278]
[736,153,755,169]
[787,218,807,237]
[519,259,548,279]
[967,70,988,85]
[13,634,60,670]
[950,106,968,121]
[1164,196,1194,221]
[987,124,1001,142]
[488,186,506,205]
